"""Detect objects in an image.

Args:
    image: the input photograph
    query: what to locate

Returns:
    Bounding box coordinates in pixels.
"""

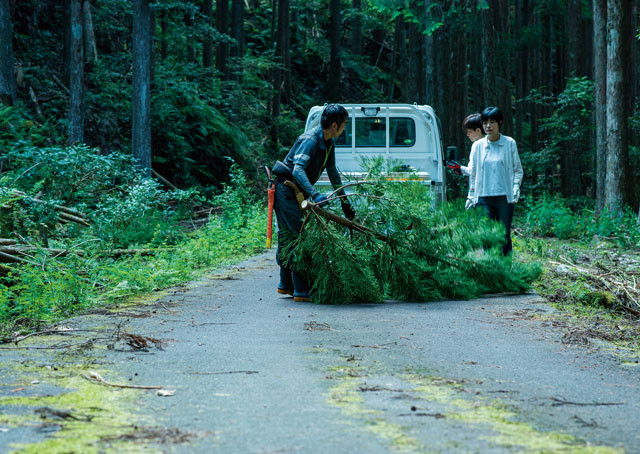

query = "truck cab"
[305,104,450,203]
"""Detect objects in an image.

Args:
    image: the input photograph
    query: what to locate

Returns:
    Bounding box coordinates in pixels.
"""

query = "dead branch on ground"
[82,371,163,390]
[550,259,640,316]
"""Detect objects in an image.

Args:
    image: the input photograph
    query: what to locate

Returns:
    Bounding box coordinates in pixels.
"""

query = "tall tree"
[514,0,525,144]
[408,8,422,103]
[423,0,434,105]
[496,0,512,135]
[150,7,156,82]
[185,7,195,63]
[594,0,607,212]
[328,0,341,101]
[82,0,97,65]
[160,9,167,62]
[388,15,402,101]
[216,0,229,78]
[274,0,289,102]
[351,0,362,56]
[132,0,152,176]
[203,0,213,68]
[230,0,245,82]
[0,0,15,105]
[69,0,84,143]
[567,0,581,76]
[605,0,631,210]
[561,0,582,196]
[269,0,282,149]
[280,0,290,102]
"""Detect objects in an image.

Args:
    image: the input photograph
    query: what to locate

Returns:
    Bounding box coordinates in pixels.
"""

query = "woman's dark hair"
[321,104,349,129]
[481,106,503,126]
[462,113,484,132]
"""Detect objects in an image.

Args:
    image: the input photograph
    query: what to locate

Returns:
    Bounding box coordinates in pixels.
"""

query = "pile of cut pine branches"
[283,173,541,304]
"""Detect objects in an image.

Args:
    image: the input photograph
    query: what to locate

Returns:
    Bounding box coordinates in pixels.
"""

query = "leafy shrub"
[92,177,172,247]
[587,206,640,246]
[2,144,139,206]
[523,195,640,247]
[0,105,64,149]
[1,144,204,248]
[523,196,586,239]
[151,73,254,187]
[213,163,260,226]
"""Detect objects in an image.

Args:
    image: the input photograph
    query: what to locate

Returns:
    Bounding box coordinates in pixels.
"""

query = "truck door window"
[335,118,386,147]
[357,118,386,147]
[390,118,415,146]
[335,117,415,148]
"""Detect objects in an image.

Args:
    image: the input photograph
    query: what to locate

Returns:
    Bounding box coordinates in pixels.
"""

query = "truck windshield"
[335,118,415,147]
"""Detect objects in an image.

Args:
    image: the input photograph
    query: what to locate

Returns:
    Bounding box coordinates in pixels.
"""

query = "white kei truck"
[305,104,457,203]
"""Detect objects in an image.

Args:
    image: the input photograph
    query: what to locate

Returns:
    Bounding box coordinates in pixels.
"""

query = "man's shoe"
[277,287,294,296]
[293,292,312,303]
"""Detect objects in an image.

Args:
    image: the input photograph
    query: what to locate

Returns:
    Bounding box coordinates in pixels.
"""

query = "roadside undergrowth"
[0,163,266,338]
[516,236,640,355]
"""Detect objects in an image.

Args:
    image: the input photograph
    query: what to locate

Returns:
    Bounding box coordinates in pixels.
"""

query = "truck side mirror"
[446,146,458,162]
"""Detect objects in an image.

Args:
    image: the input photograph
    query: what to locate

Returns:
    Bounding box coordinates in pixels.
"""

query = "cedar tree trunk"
[132,0,152,175]
[328,0,341,101]
[605,0,631,211]
[0,0,15,105]
[69,0,85,143]
[203,0,213,68]
[594,0,607,213]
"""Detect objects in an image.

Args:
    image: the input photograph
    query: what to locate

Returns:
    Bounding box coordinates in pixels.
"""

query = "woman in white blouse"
[467,106,523,255]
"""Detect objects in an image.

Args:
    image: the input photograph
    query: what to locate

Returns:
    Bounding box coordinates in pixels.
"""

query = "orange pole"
[266,186,275,248]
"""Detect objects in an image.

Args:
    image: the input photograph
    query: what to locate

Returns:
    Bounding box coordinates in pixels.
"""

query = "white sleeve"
[467,143,478,198]
[512,140,523,187]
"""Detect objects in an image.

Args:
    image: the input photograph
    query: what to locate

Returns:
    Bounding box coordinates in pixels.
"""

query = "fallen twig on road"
[550,397,624,407]
[35,406,92,422]
[188,370,258,375]
[350,342,397,349]
[83,371,163,390]
[118,332,165,351]
[303,321,333,331]
[0,336,108,349]
[190,322,236,326]
[10,328,95,344]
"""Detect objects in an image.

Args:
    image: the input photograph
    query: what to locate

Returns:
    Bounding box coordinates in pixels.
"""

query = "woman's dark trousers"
[477,195,514,256]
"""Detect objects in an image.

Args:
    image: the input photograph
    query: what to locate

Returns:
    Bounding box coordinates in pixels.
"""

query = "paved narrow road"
[2,250,640,453]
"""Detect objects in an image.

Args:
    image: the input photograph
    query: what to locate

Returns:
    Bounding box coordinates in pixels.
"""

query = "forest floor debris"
[105,426,202,444]
[521,237,640,353]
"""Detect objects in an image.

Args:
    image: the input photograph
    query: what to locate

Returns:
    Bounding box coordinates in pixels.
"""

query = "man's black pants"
[273,180,309,295]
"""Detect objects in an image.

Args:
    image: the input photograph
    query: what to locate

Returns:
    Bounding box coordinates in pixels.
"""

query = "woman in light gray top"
[466,106,523,255]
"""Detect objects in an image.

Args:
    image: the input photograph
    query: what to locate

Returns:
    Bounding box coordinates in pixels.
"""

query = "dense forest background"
[1,0,639,212]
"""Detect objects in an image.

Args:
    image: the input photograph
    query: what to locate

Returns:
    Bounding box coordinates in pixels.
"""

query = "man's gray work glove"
[465,198,474,210]
[341,200,356,220]
[312,193,329,207]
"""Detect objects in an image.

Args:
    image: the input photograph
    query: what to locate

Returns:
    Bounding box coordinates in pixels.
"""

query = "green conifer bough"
[283,165,541,304]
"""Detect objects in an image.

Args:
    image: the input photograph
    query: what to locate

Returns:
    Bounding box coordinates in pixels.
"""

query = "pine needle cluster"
[285,162,541,304]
